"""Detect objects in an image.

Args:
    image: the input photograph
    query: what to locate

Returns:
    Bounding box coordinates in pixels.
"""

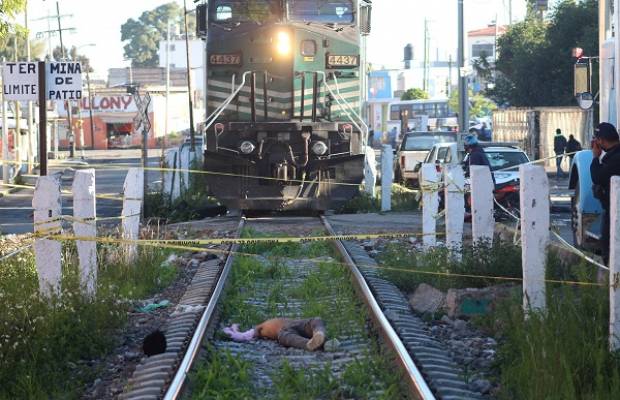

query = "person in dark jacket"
[590,122,620,265]
[566,134,582,165]
[554,128,568,177]
[464,134,491,172]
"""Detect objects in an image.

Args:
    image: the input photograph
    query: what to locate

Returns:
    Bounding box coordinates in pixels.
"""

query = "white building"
[158,37,205,105]
[468,25,507,61]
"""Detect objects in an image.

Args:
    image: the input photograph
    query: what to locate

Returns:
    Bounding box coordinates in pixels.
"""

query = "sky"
[22,0,556,79]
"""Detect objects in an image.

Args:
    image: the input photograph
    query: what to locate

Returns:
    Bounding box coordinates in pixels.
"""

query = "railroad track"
[120,216,482,400]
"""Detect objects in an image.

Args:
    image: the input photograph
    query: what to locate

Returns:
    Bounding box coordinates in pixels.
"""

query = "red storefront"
[58,95,158,150]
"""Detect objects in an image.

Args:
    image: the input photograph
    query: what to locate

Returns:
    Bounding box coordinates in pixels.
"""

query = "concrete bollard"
[444,164,465,254]
[519,164,549,313]
[32,175,63,297]
[122,168,144,263]
[421,163,441,249]
[470,166,495,245]
[72,169,97,296]
[381,144,393,212]
[609,177,620,351]
[364,145,377,197]
[163,149,177,199]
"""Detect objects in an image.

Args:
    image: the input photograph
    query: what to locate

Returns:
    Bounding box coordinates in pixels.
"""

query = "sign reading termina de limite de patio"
[1,61,83,101]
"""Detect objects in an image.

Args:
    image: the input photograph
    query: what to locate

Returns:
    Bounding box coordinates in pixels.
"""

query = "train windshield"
[212,0,280,23]
[287,0,354,24]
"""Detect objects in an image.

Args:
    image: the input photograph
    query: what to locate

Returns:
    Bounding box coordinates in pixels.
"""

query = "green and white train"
[200,0,371,211]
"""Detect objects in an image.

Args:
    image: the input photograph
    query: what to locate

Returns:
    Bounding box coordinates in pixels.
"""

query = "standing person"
[389,126,398,149]
[590,122,620,265]
[566,134,582,165]
[554,128,568,177]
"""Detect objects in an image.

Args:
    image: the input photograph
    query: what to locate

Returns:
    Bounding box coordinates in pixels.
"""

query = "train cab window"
[288,0,354,24]
[211,0,278,23]
[215,5,233,20]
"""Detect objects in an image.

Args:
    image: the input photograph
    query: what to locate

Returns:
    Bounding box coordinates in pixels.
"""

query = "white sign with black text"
[46,62,83,101]
[1,62,39,101]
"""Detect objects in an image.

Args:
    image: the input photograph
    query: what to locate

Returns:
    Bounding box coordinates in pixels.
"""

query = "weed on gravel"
[376,240,522,292]
[0,244,176,399]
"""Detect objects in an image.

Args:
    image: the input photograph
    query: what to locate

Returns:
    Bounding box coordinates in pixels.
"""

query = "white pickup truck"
[394,132,457,187]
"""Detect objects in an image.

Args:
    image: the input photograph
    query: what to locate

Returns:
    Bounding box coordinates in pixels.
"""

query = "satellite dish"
[576,92,594,110]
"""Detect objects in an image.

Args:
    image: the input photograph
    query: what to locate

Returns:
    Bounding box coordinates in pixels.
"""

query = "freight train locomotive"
[200,0,372,211]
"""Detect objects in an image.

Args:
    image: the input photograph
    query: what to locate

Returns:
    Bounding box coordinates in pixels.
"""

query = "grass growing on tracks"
[376,240,523,292]
[338,185,420,214]
[0,244,176,398]
[191,232,405,399]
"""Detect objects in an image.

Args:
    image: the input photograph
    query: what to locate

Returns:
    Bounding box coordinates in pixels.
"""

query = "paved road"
[0,150,162,235]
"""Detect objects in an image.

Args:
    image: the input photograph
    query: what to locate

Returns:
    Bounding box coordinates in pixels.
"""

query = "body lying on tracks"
[202,0,372,211]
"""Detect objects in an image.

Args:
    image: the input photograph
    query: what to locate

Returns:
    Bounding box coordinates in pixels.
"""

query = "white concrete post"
[72,169,97,296]
[609,177,620,351]
[470,166,495,245]
[122,168,144,262]
[364,145,377,197]
[172,148,181,201]
[163,149,176,198]
[32,176,62,297]
[444,165,465,252]
[381,144,393,212]
[421,163,441,249]
[519,164,549,313]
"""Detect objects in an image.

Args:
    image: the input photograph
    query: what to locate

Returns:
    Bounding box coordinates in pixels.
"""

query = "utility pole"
[509,0,512,25]
[86,66,95,150]
[448,54,453,97]
[1,75,9,184]
[25,1,35,174]
[13,36,22,173]
[423,19,430,92]
[457,0,469,133]
[183,0,196,152]
[164,19,171,165]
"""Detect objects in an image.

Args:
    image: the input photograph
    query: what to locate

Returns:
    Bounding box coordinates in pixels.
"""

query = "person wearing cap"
[464,134,491,174]
[590,122,620,265]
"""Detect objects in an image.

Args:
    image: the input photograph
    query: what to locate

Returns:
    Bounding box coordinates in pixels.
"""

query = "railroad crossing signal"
[132,90,151,134]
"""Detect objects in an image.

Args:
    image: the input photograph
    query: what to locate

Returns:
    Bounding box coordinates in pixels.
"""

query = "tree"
[52,46,94,72]
[401,88,429,101]
[449,89,497,119]
[0,31,45,61]
[0,0,26,39]
[491,0,598,107]
[121,2,196,67]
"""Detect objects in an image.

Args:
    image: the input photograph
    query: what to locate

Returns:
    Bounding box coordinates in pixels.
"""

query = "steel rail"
[321,215,436,400]
[163,217,245,400]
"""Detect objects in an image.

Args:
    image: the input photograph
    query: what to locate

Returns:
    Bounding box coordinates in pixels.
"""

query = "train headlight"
[239,141,256,154]
[311,141,328,156]
[276,31,291,56]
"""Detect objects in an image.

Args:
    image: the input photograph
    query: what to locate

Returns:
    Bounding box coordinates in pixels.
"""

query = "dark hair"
[556,128,562,134]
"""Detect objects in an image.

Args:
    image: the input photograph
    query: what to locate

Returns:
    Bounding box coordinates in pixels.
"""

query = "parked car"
[394,132,457,187]
[568,150,603,250]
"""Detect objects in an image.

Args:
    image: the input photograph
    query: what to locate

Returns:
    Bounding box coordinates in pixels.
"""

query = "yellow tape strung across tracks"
[0,182,124,201]
[21,229,604,288]
[0,159,363,188]
[43,231,445,247]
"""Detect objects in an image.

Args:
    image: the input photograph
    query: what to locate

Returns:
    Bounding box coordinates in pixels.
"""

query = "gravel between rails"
[186,217,406,399]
